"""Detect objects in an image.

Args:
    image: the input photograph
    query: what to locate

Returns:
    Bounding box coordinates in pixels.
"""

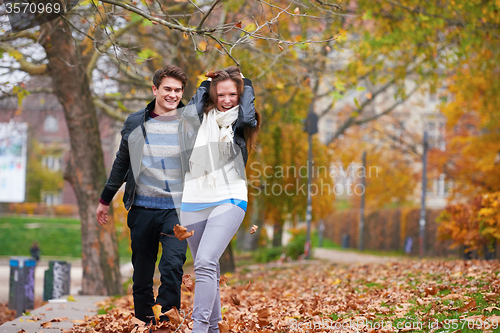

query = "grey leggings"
[180,204,245,333]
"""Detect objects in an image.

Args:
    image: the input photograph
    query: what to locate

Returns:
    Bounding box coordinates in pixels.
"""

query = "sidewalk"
[313,248,398,264]
[0,296,108,333]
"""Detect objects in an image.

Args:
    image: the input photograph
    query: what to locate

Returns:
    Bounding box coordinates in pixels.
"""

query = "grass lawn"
[0,215,131,259]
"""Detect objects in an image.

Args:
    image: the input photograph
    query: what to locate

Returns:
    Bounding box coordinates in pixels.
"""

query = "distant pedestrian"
[30,242,40,261]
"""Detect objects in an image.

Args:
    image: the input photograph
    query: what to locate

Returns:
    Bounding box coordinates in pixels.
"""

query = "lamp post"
[304,103,318,259]
[359,151,366,251]
[419,130,428,258]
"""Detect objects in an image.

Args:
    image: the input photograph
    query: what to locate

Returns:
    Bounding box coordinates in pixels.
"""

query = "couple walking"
[96,64,261,332]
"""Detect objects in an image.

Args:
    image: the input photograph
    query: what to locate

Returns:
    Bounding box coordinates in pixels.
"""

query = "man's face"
[152,77,184,114]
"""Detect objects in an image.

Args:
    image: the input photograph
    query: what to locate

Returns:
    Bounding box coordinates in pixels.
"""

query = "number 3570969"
[5,1,62,14]
[443,318,498,330]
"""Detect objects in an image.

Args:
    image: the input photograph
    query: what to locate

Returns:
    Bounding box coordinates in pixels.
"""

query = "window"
[41,191,62,206]
[43,115,59,133]
[324,119,334,143]
[42,155,62,171]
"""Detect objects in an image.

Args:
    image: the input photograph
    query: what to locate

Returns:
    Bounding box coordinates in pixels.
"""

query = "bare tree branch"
[0,87,54,100]
[101,95,151,102]
[313,0,343,10]
[353,83,421,125]
[100,0,217,33]
[197,0,221,31]
[93,98,129,122]
[106,57,151,88]
[0,43,47,75]
[86,20,142,79]
[206,33,240,65]
[0,30,39,42]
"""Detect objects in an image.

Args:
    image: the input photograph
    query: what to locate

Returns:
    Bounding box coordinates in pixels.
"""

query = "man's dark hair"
[153,65,187,89]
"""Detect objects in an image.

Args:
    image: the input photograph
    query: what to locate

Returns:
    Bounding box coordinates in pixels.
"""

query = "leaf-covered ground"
[66,259,500,332]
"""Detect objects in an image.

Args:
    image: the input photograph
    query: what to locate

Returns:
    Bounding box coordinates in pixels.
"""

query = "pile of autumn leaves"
[64,259,500,333]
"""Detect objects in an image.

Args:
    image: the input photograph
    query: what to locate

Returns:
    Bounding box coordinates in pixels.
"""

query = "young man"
[96,65,188,324]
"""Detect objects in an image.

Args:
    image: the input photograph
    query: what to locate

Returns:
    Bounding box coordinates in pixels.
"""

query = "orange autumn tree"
[433,47,500,253]
[431,49,500,199]
[437,192,500,254]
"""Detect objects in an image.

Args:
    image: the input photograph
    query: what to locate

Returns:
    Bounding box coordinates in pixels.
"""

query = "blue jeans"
[181,204,245,333]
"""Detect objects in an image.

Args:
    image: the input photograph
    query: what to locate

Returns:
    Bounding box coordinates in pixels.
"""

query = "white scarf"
[189,106,239,187]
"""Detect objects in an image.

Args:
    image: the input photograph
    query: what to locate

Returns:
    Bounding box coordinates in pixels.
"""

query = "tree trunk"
[219,242,235,274]
[272,220,283,247]
[41,19,122,295]
[248,199,265,251]
[237,197,265,251]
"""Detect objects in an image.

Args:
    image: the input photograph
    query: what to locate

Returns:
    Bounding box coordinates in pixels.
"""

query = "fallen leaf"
[41,321,52,328]
[230,294,240,305]
[425,285,438,296]
[235,21,242,28]
[165,306,182,326]
[218,320,229,333]
[220,274,228,287]
[152,303,162,323]
[257,308,270,327]
[442,294,463,301]
[245,281,251,290]
[50,317,68,322]
[484,306,500,312]
[250,225,258,234]
[484,293,497,300]
[458,299,476,313]
[182,274,195,292]
[174,224,194,241]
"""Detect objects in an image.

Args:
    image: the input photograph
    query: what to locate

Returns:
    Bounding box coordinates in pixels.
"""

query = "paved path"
[0,296,107,333]
[313,248,398,264]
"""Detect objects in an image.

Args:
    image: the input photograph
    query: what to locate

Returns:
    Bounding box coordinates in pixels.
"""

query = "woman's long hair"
[205,66,261,153]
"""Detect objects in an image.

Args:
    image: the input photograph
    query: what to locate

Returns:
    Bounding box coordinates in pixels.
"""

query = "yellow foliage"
[437,192,500,253]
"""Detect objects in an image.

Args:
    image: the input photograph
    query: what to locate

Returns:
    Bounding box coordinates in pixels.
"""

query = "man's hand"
[96,203,109,225]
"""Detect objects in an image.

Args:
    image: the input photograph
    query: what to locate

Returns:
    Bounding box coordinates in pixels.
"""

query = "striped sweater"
[132,113,182,209]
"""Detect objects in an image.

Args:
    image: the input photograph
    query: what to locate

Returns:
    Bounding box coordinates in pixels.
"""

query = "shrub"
[253,246,284,263]
[286,228,310,260]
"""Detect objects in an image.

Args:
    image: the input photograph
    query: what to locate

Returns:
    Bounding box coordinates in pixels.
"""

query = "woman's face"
[216,79,239,112]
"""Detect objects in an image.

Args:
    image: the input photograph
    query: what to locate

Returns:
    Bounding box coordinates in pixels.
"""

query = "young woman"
[179,66,260,333]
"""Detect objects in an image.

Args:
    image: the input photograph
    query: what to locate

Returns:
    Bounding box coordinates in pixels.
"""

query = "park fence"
[322,207,457,257]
